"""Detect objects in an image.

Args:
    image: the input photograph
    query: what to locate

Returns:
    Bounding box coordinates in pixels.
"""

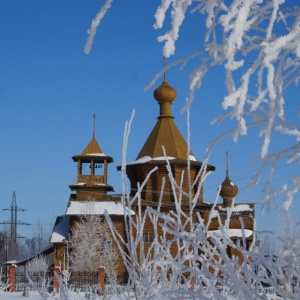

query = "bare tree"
[31,219,52,255]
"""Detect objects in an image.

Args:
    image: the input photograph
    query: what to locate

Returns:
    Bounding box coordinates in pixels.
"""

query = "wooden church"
[50,73,255,280]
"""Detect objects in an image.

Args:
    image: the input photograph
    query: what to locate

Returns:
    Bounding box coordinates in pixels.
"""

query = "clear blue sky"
[0,1,298,240]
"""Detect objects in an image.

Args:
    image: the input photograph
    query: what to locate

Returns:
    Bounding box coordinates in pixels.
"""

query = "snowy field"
[0,290,285,300]
[0,291,105,299]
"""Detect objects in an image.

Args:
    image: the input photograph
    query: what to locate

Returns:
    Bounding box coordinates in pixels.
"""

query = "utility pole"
[0,191,30,260]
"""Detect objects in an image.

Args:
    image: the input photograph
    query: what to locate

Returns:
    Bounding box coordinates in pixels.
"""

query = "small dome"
[220,176,238,198]
[154,79,177,103]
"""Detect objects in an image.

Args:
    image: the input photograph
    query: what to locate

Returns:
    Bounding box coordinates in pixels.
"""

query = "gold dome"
[154,79,177,103]
[220,151,238,198]
[220,176,238,198]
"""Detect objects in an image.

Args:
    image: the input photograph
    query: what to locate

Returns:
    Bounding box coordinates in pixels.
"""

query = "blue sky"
[0,1,299,240]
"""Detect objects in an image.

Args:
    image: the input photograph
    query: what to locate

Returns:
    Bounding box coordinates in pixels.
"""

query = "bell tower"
[69,114,114,201]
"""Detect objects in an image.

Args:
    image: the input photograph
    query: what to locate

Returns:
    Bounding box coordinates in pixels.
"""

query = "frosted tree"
[68,202,119,280]
[103,112,296,299]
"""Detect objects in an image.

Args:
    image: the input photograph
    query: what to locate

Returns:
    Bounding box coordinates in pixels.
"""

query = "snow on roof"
[71,182,109,187]
[65,201,135,216]
[189,155,197,161]
[127,156,173,165]
[50,215,70,243]
[209,204,253,218]
[208,229,253,238]
[127,155,197,165]
[209,209,219,218]
[86,153,108,156]
[218,204,253,212]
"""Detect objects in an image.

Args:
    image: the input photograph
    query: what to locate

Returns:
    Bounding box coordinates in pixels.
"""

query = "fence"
[8,265,105,295]
[15,269,52,292]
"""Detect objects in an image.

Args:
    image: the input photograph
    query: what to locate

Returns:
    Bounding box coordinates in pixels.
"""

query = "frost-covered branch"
[153,1,300,208]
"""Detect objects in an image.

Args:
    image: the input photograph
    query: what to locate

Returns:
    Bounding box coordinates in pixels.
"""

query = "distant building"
[50,74,255,280]
[25,236,50,257]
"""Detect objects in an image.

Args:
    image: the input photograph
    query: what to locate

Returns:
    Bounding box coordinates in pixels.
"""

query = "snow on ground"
[0,291,285,300]
[0,291,105,299]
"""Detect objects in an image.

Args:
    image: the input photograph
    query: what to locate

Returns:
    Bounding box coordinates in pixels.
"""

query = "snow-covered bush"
[25,255,51,298]
[26,254,49,279]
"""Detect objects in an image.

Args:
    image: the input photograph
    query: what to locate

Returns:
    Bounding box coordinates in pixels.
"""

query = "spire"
[220,151,238,206]
[226,151,229,177]
[163,56,166,81]
[93,113,96,139]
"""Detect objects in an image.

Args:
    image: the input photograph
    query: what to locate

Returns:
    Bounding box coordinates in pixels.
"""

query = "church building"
[50,72,255,280]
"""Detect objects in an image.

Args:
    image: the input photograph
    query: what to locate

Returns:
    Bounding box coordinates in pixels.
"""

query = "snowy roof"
[71,182,110,187]
[86,153,108,156]
[210,204,254,218]
[50,215,70,243]
[208,229,253,238]
[218,204,253,212]
[127,155,197,165]
[65,201,135,216]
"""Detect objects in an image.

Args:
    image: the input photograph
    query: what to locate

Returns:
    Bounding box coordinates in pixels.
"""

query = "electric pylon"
[0,191,30,260]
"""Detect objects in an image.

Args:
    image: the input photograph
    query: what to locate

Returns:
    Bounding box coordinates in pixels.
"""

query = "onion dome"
[154,78,177,103]
[153,71,177,117]
[220,175,238,198]
[220,152,238,198]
